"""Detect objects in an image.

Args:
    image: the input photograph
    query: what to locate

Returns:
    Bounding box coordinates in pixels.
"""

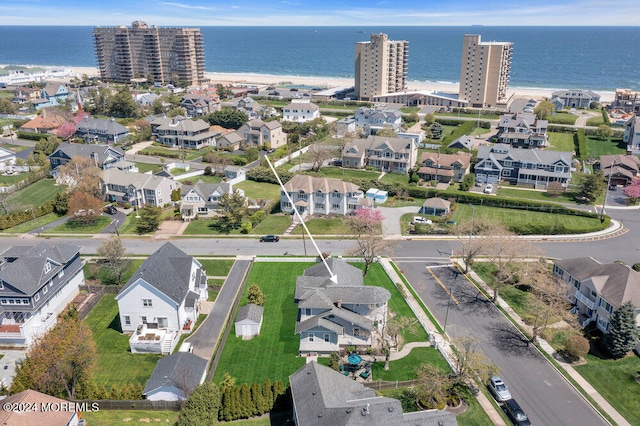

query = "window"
[332,204,340,209]
[599,298,613,314]
[308,333,314,342]
[324,334,330,342]
[34,293,40,302]
[141,316,147,324]
[0,281,3,290]
[44,262,51,274]
[142,299,152,307]
[305,308,311,316]
[353,327,361,337]
[43,286,48,294]
[124,316,131,326]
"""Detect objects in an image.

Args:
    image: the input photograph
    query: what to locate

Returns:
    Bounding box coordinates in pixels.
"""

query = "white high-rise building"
[355,34,409,101]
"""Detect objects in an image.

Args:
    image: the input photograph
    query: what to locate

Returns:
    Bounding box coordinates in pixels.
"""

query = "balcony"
[129,324,179,354]
[574,290,596,310]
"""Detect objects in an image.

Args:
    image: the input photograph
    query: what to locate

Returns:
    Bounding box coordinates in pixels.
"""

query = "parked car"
[609,184,617,191]
[484,184,494,194]
[475,180,483,187]
[104,205,118,215]
[260,235,280,242]
[504,399,531,426]
[412,217,433,225]
[488,376,512,402]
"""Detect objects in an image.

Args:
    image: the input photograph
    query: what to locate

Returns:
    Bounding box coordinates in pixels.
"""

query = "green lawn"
[547,113,578,125]
[0,172,30,185]
[585,136,626,157]
[235,180,281,201]
[497,187,575,203]
[548,132,575,152]
[188,174,223,184]
[213,262,425,386]
[575,354,640,425]
[84,259,144,286]
[134,162,163,174]
[117,214,140,234]
[252,215,291,235]
[452,204,607,235]
[379,172,409,185]
[197,258,236,276]
[586,116,605,127]
[371,346,449,381]
[84,295,161,385]
[80,410,179,424]
[309,167,381,181]
[292,217,351,235]
[0,212,62,233]
[44,216,111,234]
[0,143,30,153]
[183,219,249,235]
[6,178,66,210]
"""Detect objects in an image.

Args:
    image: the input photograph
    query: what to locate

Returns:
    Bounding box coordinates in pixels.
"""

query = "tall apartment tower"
[94,21,206,86]
[355,33,409,101]
[459,34,512,108]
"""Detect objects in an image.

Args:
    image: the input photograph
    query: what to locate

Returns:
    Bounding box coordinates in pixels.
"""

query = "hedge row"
[0,200,55,230]
[601,108,611,125]
[138,149,180,159]
[17,131,48,141]
[246,166,293,185]
[575,129,587,160]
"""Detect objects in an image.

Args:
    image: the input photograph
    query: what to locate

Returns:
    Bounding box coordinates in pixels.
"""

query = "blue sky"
[1,0,638,26]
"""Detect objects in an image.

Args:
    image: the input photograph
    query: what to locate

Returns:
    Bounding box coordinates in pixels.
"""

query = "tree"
[546,181,565,198]
[262,378,274,411]
[56,156,103,198]
[247,284,265,306]
[624,177,640,201]
[53,191,69,215]
[457,220,505,273]
[604,301,640,359]
[386,316,418,349]
[67,191,103,225]
[108,86,140,118]
[129,120,151,143]
[206,107,249,129]
[306,143,335,172]
[218,190,249,232]
[250,382,265,416]
[451,334,498,386]
[375,126,397,138]
[244,147,259,163]
[34,135,62,156]
[346,208,393,276]
[0,98,17,114]
[219,372,236,392]
[171,188,182,203]
[564,335,590,362]
[136,205,162,234]
[239,383,252,418]
[416,363,453,408]
[176,382,221,426]
[96,237,129,286]
[596,124,614,140]
[11,309,96,399]
[576,172,606,204]
[56,122,76,140]
[429,122,443,140]
[328,352,341,372]
[534,100,554,120]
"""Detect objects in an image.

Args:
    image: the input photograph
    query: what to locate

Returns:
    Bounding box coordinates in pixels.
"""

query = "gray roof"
[76,117,129,135]
[295,315,344,334]
[284,174,360,195]
[0,243,80,295]
[550,89,600,100]
[290,362,457,426]
[151,116,210,133]
[118,242,196,304]
[343,135,415,157]
[143,352,207,396]
[554,258,640,307]
[422,197,451,209]
[51,142,124,164]
[181,181,233,201]
[103,169,177,191]
[448,135,474,150]
[236,303,264,323]
[477,144,571,170]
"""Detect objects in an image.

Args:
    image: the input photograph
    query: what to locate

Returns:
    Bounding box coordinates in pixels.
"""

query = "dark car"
[504,399,531,426]
[260,235,280,242]
[104,205,118,215]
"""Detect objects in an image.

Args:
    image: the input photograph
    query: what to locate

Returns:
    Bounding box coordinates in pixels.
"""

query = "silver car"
[489,376,512,402]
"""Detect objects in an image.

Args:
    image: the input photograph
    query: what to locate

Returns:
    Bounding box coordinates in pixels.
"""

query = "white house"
[102,169,180,207]
[282,99,320,123]
[180,181,243,220]
[281,174,365,218]
[0,243,84,347]
[0,147,19,173]
[235,303,264,337]
[115,242,208,354]
[143,352,208,401]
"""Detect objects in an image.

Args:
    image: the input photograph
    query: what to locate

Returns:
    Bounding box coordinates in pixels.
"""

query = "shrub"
[124,202,131,209]
[633,263,640,272]
[564,335,590,362]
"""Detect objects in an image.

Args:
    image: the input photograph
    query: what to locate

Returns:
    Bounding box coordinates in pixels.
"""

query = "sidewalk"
[461,260,629,426]
[379,258,508,426]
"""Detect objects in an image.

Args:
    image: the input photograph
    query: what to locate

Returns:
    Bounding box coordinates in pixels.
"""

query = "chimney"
[337,299,342,309]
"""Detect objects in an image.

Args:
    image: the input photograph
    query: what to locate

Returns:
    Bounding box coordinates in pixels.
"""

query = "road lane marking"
[427,267,458,304]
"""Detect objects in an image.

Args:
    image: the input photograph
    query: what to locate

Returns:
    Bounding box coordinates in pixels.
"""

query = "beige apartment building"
[94,21,206,85]
[355,33,409,101]
[459,34,512,108]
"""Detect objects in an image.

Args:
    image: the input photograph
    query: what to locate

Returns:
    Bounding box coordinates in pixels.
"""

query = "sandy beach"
[8,65,615,102]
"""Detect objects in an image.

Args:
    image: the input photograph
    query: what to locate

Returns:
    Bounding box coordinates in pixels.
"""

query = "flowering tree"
[56,122,76,140]
[346,208,392,276]
[624,177,640,202]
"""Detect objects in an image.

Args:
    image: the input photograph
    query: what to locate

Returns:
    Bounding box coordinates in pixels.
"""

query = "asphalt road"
[396,262,607,426]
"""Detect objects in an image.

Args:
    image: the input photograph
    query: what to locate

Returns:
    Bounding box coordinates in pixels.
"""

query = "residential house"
[228,96,262,119]
[49,142,125,175]
[342,135,418,174]
[623,116,640,148]
[217,132,243,150]
[498,112,548,148]
[419,197,451,216]
[224,165,245,179]
[354,105,403,136]
[600,154,640,186]
[282,99,320,123]
[12,86,41,104]
[611,88,640,114]
[34,82,71,109]
[0,147,17,172]
[290,362,457,426]
[553,258,640,333]
[18,108,70,134]
[447,135,475,151]
[75,116,129,144]
[134,92,160,108]
[102,169,179,207]
[150,116,219,149]
[180,180,243,220]
[0,243,84,347]
[475,143,571,188]
[143,352,208,401]
[281,174,364,218]
[0,389,81,425]
[336,116,356,137]
[235,303,264,337]
[417,151,471,183]
[180,94,218,117]
[550,90,600,110]
[237,119,287,150]
[294,258,390,355]
[115,242,208,354]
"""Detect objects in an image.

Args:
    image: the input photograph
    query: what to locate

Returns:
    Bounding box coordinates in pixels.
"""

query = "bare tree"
[346,208,394,276]
[96,237,129,286]
[386,315,418,349]
[456,220,508,274]
[451,334,498,385]
[56,156,103,198]
[306,143,335,172]
[416,363,453,407]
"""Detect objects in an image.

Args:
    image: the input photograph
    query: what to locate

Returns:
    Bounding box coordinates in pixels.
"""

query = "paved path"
[186,257,252,368]
[377,206,420,236]
[389,341,431,361]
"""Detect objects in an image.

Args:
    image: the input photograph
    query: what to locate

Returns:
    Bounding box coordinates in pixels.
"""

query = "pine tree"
[98,385,109,400]
[232,385,242,420]
[86,381,99,399]
[272,380,285,398]
[176,382,221,426]
[109,385,121,400]
[262,378,274,411]
[250,382,265,415]
[221,387,234,421]
[247,284,265,306]
[605,301,640,359]
[133,382,144,400]
[240,383,253,418]
[219,372,236,392]
[328,351,341,371]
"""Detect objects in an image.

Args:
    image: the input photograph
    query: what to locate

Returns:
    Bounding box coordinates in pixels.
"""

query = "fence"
[0,168,48,194]
[72,399,182,411]
[254,256,364,263]
[77,284,122,320]
[364,379,419,391]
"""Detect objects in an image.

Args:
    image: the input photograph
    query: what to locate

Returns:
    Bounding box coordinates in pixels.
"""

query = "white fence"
[273,145,309,168]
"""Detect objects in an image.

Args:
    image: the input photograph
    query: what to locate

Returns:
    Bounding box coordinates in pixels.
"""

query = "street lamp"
[112,219,120,239]
[25,207,39,236]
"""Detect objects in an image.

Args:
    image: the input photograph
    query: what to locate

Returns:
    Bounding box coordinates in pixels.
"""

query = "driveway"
[377,206,420,236]
[0,349,25,387]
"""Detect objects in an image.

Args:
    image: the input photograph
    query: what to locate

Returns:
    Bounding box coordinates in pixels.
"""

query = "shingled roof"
[236,303,264,323]
[284,174,360,195]
[143,352,207,397]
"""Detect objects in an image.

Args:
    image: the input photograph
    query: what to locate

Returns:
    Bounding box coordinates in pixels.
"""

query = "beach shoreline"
[1,64,616,102]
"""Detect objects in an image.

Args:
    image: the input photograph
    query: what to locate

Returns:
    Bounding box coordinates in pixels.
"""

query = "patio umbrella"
[348,353,362,365]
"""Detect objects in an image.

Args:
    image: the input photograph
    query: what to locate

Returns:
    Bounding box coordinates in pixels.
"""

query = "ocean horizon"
[0,26,638,92]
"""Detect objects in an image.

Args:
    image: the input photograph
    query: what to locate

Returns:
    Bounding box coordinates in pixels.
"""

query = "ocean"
[0,26,638,91]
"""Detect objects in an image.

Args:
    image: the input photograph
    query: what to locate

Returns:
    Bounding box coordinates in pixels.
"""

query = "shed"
[143,352,207,401]
[365,188,378,201]
[419,197,451,216]
[235,303,264,337]
[373,190,388,204]
[224,165,245,179]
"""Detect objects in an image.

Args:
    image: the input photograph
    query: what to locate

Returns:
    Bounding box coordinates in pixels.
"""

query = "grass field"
[379,172,409,185]
[117,214,140,234]
[186,174,223,184]
[548,132,575,152]
[85,296,161,385]
[575,354,640,425]
[0,212,61,233]
[547,113,578,125]
[586,116,605,127]
[133,162,163,174]
[452,204,606,234]
[81,410,180,424]
[308,167,381,181]
[292,217,351,235]
[83,259,144,286]
[183,219,244,235]
[497,187,575,203]
[585,136,626,157]
[213,262,427,386]
[371,346,449,381]
[197,258,235,276]
[235,180,281,201]
[44,216,111,234]
[5,178,66,210]
[252,215,291,235]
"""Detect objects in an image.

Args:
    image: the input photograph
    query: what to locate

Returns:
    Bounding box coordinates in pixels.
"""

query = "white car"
[484,184,494,194]
[488,376,512,402]
[412,216,433,225]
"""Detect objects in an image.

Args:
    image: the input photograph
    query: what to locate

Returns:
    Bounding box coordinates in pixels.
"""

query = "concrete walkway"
[379,257,508,426]
[389,341,431,361]
[461,260,630,426]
